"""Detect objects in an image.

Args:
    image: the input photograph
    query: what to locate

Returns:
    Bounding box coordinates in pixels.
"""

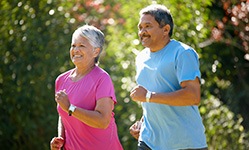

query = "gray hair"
[74,25,105,63]
[140,4,174,37]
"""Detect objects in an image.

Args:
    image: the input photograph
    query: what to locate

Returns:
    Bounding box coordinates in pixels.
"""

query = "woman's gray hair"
[74,25,105,63]
[140,4,174,37]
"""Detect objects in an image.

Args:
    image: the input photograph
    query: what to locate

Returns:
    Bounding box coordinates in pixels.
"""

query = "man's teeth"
[142,37,149,41]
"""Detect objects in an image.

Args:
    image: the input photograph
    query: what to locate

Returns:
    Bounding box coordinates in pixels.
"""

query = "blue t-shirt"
[136,39,207,150]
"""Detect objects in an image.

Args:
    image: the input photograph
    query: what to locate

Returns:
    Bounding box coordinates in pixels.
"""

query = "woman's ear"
[163,24,171,35]
[93,48,101,57]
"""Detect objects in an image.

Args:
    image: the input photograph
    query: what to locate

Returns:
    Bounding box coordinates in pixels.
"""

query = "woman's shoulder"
[91,66,112,81]
[94,66,109,75]
[56,69,74,81]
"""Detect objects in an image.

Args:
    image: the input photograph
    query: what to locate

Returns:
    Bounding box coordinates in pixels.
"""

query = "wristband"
[146,91,152,102]
[68,104,76,116]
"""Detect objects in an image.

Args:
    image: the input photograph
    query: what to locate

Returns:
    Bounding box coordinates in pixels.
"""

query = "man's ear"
[163,24,171,35]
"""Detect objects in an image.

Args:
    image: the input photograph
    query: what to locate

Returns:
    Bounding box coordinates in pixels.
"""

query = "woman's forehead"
[71,34,88,43]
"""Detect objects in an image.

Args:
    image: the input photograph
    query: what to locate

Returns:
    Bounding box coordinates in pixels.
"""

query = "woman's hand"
[50,137,64,150]
[55,89,70,112]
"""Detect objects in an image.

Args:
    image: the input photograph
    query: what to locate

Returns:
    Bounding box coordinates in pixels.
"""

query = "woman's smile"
[73,54,83,58]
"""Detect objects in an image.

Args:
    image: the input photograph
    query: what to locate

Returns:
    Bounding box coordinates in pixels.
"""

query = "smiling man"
[129,4,208,150]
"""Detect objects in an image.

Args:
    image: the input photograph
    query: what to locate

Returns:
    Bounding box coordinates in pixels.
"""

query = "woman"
[50,25,123,150]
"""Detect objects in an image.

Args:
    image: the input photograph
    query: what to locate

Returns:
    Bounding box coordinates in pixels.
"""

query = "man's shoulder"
[136,48,150,57]
[168,40,198,57]
[141,47,150,53]
[169,39,192,50]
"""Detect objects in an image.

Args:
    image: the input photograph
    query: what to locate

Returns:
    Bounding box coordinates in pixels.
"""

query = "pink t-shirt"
[56,66,123,150]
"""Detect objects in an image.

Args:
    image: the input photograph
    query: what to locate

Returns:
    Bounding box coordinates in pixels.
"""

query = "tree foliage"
[0,0,74,149]
[0,0,248,149]
[200,0,249,129]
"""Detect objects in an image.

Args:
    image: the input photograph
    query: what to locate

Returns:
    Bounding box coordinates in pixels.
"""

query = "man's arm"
[130,77,201,106]
[129,116,144,140]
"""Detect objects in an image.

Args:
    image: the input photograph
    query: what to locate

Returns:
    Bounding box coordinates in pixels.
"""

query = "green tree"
[200,0,249,129]
[198,0,249,148]
[0,0,74,149]
[200,96,249,149]
[0,0,248,149]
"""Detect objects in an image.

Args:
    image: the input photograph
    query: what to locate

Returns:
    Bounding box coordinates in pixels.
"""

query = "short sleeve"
[96,73,117,104]
[176,50,201,84]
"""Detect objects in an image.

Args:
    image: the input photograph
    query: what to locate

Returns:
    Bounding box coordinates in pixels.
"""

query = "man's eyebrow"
[138,22,152,26]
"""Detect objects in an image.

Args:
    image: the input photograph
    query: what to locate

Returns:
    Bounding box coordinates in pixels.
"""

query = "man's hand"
[130,85,147,102]
[129,121,142,140]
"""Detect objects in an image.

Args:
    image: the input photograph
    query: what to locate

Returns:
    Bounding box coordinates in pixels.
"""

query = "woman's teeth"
[74,55,82,58]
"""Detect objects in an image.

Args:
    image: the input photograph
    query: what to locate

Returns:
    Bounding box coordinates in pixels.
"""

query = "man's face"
[138,14,166,52]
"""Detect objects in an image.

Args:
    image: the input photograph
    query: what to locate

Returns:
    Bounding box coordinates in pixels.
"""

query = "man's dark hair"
[140,4,174,37]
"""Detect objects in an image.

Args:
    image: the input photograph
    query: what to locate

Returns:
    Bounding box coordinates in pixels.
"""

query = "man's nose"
[138,28,146,37]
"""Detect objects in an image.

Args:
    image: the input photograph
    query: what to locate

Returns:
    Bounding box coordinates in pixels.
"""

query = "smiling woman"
[70,25,104,65]
[70,34,97,76]
[50,25,123,150]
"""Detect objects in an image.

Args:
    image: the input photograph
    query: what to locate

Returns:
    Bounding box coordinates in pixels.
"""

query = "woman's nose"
[72,46,80,51]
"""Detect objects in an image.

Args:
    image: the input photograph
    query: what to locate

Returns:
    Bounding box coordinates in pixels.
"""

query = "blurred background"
[0,0,248,149]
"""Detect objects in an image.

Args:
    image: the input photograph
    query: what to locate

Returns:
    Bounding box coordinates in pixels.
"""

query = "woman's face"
[70,33,98,67]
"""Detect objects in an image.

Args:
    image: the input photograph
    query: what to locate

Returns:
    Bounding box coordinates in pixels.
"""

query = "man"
[129,4,208,150]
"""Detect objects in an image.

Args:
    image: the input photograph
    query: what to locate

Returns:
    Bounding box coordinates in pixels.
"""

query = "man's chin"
[141,42,150,48]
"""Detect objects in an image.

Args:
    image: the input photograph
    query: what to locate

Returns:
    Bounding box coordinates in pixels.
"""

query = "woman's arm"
[55,90,114,129]
[71,97,114,129]
[50,115,65,150]
[57,115,65,138]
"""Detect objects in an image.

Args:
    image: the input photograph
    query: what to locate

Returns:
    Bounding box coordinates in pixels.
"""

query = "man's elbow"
[193,95,201,105]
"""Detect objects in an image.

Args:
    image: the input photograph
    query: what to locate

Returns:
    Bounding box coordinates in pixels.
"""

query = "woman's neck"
[70,64,95,82]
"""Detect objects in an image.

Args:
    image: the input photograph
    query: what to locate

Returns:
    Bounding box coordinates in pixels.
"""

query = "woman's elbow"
[98,118,111,129]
